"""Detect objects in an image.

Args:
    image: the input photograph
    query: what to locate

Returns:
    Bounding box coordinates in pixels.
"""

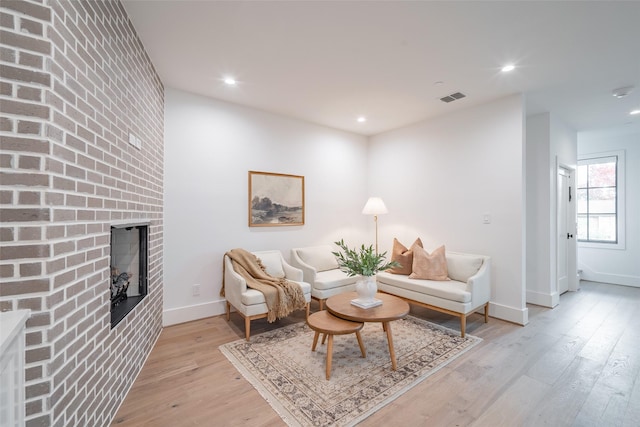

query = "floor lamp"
[362,197,388,254]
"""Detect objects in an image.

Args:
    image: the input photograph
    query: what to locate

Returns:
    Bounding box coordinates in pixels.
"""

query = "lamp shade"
[362,197,388,215]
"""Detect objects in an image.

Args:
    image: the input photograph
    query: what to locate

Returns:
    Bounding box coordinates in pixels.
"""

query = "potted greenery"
[332,239,400,307]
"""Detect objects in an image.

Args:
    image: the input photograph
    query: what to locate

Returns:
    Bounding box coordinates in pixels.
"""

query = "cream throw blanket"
[222,248,307,322]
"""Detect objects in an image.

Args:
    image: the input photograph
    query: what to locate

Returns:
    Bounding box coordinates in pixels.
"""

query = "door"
[557,167,572,294]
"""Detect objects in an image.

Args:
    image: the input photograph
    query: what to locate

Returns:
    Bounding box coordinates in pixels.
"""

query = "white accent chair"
[224,250,311,341]
[290,245,358,310]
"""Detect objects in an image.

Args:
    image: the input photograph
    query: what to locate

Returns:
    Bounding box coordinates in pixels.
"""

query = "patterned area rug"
[219,316,481,426]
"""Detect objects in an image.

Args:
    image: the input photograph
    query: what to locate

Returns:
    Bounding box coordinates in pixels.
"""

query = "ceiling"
[122,0,640,136]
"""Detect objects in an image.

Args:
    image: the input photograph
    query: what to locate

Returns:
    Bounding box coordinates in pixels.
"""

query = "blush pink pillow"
[409,245,450,281]
[389,238,423,275]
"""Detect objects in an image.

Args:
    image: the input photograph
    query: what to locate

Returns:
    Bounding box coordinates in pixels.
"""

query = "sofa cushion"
[409,245,449,281]
[313,269,357,290]
[256,252,285,278]
[241,288,267,305]
[296,246,339,272]
[389,238,423,275]
[242,281,311,305]
[378,272,471,303]
[446,253,484,282]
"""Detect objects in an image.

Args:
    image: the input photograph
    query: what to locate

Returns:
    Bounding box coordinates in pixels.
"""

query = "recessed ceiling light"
[224,77,237,85]
[357,116,366,123]
[501,64,515,72]
[630,109,640,115]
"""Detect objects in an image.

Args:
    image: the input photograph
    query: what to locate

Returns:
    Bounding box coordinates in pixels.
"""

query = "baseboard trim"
[526,290,559,308]
[490,302,528,325]
[163,299,532,327]
[578,267,639,288]
[163,299,227,326]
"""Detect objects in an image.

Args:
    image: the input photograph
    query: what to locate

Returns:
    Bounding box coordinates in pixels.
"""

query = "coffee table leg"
[326,334,334,380]
[383,321,398,370]
[355,330,366,358]
[311,331,320,351]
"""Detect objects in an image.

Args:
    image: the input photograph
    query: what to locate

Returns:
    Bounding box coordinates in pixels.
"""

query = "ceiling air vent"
[440,92,466,103]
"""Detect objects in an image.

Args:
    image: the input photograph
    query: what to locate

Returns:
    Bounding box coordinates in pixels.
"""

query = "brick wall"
[0,1,164,426]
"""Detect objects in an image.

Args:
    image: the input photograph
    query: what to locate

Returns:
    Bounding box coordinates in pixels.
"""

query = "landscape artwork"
[249,171,304,227]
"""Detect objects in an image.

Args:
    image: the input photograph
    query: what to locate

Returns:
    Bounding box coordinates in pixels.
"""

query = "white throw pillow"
[257,252,285,278]
[446,253,483,282]
[297,246,339,272]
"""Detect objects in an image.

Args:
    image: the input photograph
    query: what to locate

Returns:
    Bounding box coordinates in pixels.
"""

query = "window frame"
[577,150,626,250]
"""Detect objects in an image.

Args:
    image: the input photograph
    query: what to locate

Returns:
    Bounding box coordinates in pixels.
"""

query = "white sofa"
[290,245,358,310]
[223,250,311,341]
[377,251,491,337]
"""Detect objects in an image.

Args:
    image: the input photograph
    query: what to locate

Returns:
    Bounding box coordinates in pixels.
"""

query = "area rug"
[219,316,481,426]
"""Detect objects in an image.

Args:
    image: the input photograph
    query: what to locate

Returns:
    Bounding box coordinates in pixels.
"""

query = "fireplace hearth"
[110,223,149,327]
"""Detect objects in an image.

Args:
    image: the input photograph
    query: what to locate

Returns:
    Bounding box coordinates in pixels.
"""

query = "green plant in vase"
[332,239,400,306]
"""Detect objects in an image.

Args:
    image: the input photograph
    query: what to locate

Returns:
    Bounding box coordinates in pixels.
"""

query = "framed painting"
[249,171,305,227]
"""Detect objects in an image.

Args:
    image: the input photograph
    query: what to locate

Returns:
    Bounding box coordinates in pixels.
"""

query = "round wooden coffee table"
[307,311,366,380]
[326,292,410,370]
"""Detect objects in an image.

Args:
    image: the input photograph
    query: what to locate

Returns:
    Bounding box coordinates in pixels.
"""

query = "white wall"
[525,113,578,307]
[552,116,578,169]
[163,88,369,325]
[525,113,553,306]
[578,129,640,287]
[550,115,578,294]
[368,95,528,325]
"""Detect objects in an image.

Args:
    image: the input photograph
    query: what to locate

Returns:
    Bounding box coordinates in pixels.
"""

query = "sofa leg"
[245,317,251,342]
[319,299,325,311]
[484,303,489,323]
[460,315,466,338]
[306,303,310,319]
[226,302,230,321]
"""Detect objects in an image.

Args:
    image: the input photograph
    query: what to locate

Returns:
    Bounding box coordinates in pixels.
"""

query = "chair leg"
[319,299,325,311]
[460,315,466,338]
[245,317,251,341]
[306,302,310,319]
[484,303,489,323]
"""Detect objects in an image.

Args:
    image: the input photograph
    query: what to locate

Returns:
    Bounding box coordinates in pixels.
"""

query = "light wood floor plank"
[574,329,640,426]
[526,334,588,385]
[471,375,550,426]
[623,368,640,427]
[112,282,640,426]
[524,356,605,426]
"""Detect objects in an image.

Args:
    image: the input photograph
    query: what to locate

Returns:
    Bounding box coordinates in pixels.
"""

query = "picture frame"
[249,171,305,227]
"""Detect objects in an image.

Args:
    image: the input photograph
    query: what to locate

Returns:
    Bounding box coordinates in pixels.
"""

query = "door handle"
[567,233,573,239]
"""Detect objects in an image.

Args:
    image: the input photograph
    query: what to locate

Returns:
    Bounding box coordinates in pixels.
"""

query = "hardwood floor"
[111,281,640,426]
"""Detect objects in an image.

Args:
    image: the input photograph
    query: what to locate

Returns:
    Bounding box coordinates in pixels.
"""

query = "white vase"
[356,275,377,302]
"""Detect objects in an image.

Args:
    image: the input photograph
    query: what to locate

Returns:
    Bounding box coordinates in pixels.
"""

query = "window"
[577,155,618,243]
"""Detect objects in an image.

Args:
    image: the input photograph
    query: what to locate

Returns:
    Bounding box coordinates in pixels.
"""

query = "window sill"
[578,241,626,250]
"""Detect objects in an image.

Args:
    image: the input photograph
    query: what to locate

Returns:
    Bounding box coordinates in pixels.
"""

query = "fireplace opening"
[110,224,148,328]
